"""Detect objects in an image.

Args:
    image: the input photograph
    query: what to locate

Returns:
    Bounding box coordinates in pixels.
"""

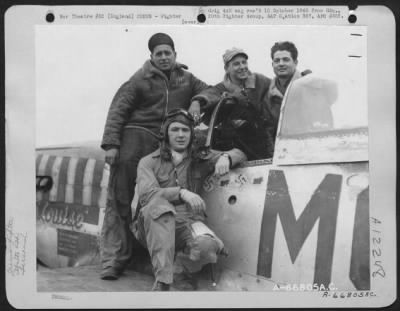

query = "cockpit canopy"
[274,74,368,165]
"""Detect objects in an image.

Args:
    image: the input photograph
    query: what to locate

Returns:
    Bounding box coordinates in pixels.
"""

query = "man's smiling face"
[272,50,298,79]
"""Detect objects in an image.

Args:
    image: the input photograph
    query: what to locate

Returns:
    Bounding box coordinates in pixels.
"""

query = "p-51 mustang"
[36,74,369,291]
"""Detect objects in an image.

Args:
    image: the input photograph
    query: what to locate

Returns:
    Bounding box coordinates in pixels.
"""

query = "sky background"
[36,25,367,147]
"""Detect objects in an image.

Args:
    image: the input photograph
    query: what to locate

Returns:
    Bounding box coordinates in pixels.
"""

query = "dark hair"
[271,41,298,61]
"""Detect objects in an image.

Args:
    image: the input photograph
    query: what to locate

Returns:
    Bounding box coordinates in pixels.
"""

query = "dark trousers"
[100,127,159,270]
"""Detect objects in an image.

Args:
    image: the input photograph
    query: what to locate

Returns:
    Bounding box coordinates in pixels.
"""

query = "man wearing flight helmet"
[100,33,208,280]
[133,109,247,291]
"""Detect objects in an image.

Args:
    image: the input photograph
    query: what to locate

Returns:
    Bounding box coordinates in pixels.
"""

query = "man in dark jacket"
[100,33,208,280]
[194,48,274,160]
[133,109,247,290]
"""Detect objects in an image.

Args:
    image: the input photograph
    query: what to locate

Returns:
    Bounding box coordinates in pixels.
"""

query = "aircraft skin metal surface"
[274,127,368,165]
[202,161,369,291]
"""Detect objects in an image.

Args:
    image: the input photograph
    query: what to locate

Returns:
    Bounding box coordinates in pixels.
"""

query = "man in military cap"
[100,33,208,280]
[196,47,274,160]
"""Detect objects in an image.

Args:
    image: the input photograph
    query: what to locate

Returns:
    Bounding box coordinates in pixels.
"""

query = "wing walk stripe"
[98,165,110,209]
[42,155,56,202]
[36,154,43,173]
[91,160,106,206]
[92,160,105,188]
[82,159,96,205]
[57,157,70,202]
[91,188,101,209]
[49,156,63,202]
[38,154,50,175]
[37,154,50,201]
[65,157,79,203]
[74,158,89,205]
[44,155,56,176]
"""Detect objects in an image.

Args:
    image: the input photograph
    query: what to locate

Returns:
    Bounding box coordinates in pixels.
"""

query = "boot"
[152,281,170,291]
[100,266,123,280]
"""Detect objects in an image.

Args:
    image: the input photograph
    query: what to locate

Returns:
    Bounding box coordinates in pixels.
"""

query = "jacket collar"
[269,70,302,99]
[151,148,162,158]
[142,60,188,79]
[158,142,199,163]
[222,72,256,93]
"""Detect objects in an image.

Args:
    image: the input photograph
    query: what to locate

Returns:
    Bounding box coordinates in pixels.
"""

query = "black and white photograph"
[4,5,396,309]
